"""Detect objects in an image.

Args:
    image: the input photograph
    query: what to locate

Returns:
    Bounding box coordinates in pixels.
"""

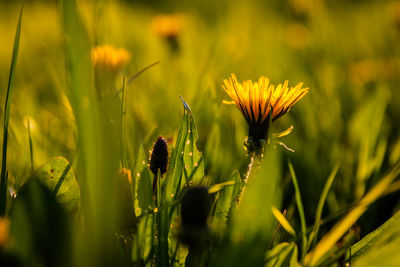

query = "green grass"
[0,0,400,266]
[0,2,22,216]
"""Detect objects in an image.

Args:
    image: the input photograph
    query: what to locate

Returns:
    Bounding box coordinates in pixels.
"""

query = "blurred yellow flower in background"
[151,14,183,52]
[223,74,308,152]
[151,14,183,38]
[91,45,130,97]
[91,45,130,71]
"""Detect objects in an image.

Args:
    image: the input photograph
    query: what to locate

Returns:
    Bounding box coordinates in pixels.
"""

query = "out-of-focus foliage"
[0,0,399,266]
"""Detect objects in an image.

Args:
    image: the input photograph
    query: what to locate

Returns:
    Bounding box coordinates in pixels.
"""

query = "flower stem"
[237,153,255,206]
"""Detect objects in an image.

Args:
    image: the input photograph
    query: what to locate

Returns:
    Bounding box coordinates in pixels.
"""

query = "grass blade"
[288,161,308,261]
[27,118,34,173]
[305,163,400,266]
[271,205,296,236]
[265,242,299,267]
[0,3,23,216]
[120,77,127,168]
[308,164,340,250]
[127,61,160,85]
[62,0,128,265]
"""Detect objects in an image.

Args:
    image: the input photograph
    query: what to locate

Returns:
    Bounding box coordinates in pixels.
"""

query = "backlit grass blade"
[208,180,237,194]
[0,3,23,216]
[305,163,400,266]
[308,164,340,250]
[271,205,296,236]
[288,161,307,261]
[265,242,299,267]
[127,61,160,85]
[120,77,127,168]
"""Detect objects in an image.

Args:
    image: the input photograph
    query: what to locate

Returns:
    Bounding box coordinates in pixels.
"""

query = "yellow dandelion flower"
[151,14,183,38]
[91,45,130,71]
[222,74,308,152]
[91,45,130,97]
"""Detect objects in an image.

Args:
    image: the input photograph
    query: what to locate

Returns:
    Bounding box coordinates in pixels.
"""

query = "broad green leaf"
[133,143,154,216]
[132,213,154,265]
[182,99,204,186]
[213,170,241,228]
[35,157,80,213]
[350,210,400,261]
[265,242,299,267]
[165,97,204,203]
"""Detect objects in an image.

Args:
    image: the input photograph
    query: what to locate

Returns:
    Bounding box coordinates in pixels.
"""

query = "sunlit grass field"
[0,0,400,266]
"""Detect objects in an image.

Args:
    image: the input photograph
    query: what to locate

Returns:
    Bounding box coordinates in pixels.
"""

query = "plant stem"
[237,153,255,206]
[27,119,34,174]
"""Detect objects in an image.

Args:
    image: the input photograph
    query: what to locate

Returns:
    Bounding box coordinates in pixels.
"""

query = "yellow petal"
[222,100,236,105]
[272,125,294,138]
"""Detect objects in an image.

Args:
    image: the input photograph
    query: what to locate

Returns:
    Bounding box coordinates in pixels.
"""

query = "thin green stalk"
[153,206,159,266]
[153,170,160,265]
[288,161,308,261]
[157,170,161,207]
[157,170,168,267]
[154,170,168,267]
[0,3,23,216]
[127,61,160,85]
[27,118,34,173]
[236,153,255,206]
[120,77,127,168]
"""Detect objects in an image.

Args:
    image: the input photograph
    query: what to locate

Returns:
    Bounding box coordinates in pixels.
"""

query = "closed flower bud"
[150,136,168,195]
[150,136,168,176]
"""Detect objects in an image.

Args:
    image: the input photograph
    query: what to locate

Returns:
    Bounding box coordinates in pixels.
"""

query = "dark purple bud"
[150,136,168,177]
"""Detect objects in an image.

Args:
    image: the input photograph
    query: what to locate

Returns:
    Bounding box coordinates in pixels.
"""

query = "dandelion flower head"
[222,74,308,151]
[151,14,183,38]
[91,45,130,71]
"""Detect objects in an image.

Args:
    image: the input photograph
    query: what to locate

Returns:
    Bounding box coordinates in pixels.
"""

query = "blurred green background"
[1,0,400,259]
